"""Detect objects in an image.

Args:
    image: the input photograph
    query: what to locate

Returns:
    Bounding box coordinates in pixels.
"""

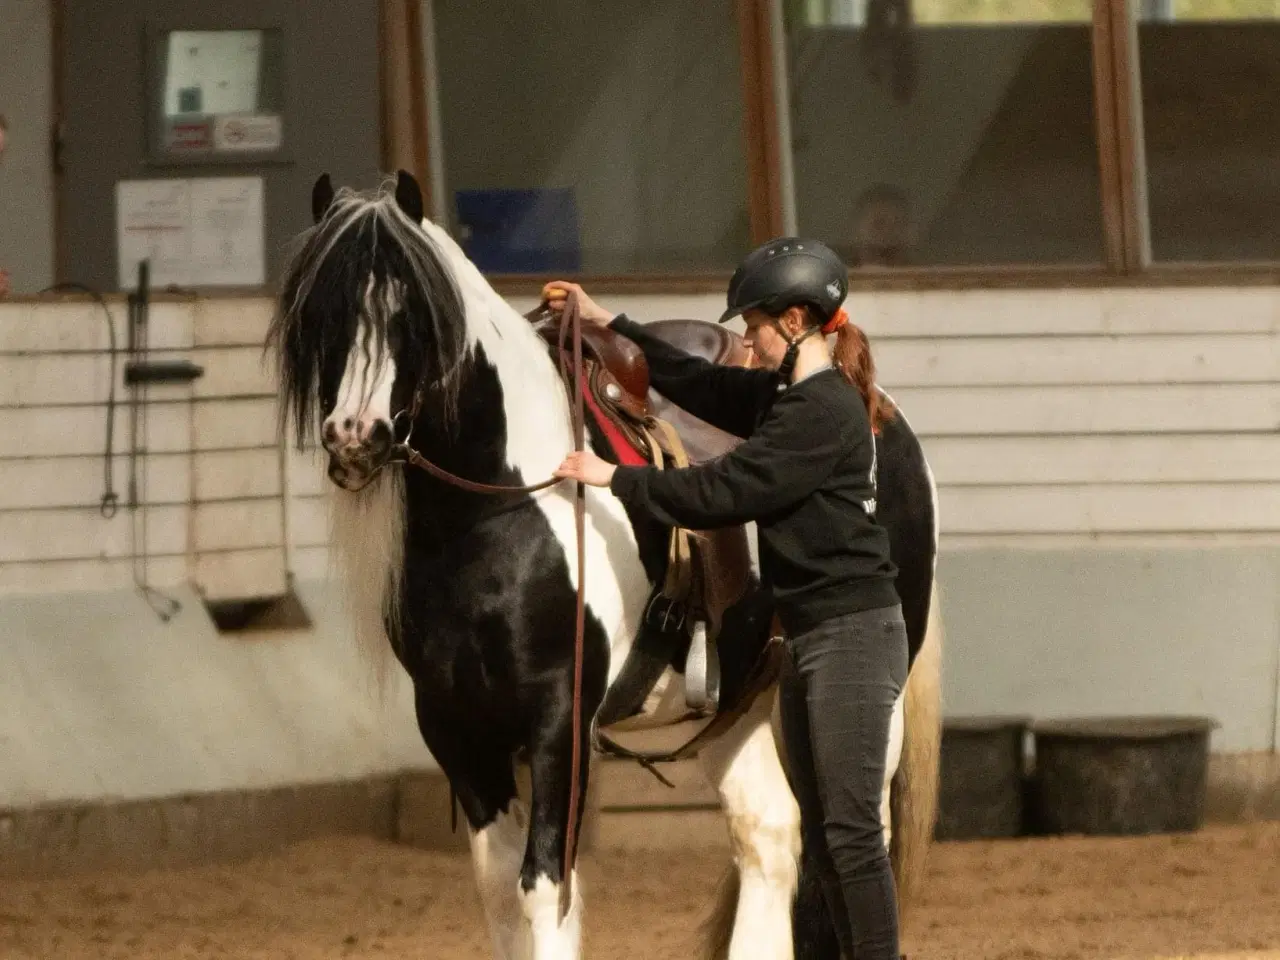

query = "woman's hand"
[554,450,617,488]
[541,280,615,327]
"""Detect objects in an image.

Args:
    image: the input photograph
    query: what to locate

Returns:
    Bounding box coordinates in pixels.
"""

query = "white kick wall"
[2,284,1278,811]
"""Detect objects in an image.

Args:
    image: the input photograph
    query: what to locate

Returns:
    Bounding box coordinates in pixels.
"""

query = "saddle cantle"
[525,306,769,734]
[638,319,751,465]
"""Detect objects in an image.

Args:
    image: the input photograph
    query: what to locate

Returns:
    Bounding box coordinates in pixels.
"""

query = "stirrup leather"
[641,417,718,713]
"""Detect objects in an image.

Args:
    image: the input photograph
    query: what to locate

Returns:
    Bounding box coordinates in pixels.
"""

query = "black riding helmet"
[718,237,850,385]
[717,237,849,326]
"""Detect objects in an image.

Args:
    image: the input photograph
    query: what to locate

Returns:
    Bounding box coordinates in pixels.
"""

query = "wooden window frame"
[489,0,1280,296]
[733,0,1280,295]
[379,0,433,213]
[415,0,785,298]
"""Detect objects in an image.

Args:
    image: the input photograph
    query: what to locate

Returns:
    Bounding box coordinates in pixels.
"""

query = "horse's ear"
[394,169,425,224]
[311,173,335,223]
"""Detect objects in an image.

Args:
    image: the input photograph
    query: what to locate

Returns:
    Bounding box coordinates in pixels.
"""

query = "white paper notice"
[116,179,192,288]
[116,176,265,289]
[189,177,266,286]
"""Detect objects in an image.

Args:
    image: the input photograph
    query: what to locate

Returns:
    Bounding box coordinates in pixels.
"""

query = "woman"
[547,237,908,960]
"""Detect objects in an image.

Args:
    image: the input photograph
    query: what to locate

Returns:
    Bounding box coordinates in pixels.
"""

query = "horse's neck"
[418,217,574,481]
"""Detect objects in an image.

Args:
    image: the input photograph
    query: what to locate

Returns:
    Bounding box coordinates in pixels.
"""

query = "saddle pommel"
[527,306,652,421]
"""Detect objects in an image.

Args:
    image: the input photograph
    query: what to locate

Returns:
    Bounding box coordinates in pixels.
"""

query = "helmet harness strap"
[773,316,823,387]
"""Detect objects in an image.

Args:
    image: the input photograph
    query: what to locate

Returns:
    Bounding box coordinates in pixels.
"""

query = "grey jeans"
[779,604,909,960]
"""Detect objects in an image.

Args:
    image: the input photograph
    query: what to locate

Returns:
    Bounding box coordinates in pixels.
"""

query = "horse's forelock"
[267,182,469,448]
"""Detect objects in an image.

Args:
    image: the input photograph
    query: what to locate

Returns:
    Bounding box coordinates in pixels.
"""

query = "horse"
[266,169,943,960]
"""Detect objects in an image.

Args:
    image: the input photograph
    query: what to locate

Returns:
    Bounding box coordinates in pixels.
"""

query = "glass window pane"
[164,31,265,118]
[779,0,1105,267]
[432,0,751,275]
[1136,3,1280,262]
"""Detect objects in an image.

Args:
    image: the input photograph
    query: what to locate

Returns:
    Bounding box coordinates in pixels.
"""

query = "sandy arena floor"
[2,822,1278,959]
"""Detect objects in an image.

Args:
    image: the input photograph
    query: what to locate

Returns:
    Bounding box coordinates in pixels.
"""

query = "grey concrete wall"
[0,0,55,293]
[57,0,381,291]
[4,548,1272,817]
[0,580,432,813]
[937,546,1280,753]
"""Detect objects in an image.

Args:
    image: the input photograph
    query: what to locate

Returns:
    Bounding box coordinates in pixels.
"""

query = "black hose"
[37,281,119,518]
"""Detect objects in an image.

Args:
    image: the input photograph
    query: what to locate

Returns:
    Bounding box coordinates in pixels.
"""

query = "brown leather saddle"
[525,307,780,746]
[526,308,749,466]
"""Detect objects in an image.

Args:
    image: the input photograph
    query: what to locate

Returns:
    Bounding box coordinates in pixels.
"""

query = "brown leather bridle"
[387,291,588,921]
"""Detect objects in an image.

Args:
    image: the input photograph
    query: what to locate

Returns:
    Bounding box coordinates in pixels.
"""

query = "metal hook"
[392,408,415,445]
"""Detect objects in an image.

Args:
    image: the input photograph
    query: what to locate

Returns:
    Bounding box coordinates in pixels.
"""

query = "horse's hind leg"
[699,686,802,960]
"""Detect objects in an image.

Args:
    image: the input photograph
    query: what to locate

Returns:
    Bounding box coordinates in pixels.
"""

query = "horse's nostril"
[367,420,393,456]
[323,421,339,445]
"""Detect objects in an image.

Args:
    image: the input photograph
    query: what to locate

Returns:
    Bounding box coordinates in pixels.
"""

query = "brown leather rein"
[387,292,587,922]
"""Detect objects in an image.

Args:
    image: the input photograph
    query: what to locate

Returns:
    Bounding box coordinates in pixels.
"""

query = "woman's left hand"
[554,450,616,488]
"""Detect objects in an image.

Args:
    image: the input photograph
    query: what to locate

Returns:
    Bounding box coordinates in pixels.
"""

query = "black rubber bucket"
[934,715,1030,841]
[1029,716,1217,836]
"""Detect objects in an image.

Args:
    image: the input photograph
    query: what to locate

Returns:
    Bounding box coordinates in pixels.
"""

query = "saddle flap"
[679,524,754,716]
[649,395,743,465]
[692,525,754,636]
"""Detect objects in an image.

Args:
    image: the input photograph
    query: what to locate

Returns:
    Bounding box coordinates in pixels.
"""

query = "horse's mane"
[266,179,468,449]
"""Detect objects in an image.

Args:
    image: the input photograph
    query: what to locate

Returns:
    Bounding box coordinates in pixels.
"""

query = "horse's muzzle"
[327,455,377,491]
[323,420,396,491]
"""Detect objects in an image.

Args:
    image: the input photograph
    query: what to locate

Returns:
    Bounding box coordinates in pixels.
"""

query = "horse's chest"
[402,533,567,677]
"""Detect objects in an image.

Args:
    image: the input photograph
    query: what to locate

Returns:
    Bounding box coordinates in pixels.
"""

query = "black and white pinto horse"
[267,170,943,960]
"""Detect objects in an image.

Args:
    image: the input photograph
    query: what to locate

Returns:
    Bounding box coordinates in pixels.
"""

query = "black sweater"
[607,314,899,636]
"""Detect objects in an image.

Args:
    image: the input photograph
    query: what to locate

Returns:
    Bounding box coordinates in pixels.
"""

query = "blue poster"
[454,187,581,273]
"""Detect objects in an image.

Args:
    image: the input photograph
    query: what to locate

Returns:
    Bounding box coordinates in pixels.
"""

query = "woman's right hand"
[541,280,615,327]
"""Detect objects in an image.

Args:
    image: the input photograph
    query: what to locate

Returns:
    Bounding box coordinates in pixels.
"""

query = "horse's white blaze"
[471,803,534,960]
[416,216,649,684]
[325,334,396,444]
[519,873,582,960]
[699,691,801,960]
[323,279,400,448]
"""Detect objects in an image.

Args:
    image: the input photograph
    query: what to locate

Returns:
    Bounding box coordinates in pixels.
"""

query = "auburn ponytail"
[822,308,896,434]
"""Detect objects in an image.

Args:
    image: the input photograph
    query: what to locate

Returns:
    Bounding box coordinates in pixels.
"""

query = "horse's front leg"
[413,683,530,960]
[519,700,595,960]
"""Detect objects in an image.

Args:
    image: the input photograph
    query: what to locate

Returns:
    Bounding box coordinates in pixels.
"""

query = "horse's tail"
[791,838,841,959]
[889,577,944,919]
[706,850,845,960]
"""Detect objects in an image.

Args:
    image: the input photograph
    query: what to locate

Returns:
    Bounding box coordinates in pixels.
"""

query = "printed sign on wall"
[213,115,283,152]
[116,176,265,289]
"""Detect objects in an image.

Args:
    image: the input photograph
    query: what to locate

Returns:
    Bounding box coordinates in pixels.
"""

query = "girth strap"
[592,621,785,774]
[641,418,695,606]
